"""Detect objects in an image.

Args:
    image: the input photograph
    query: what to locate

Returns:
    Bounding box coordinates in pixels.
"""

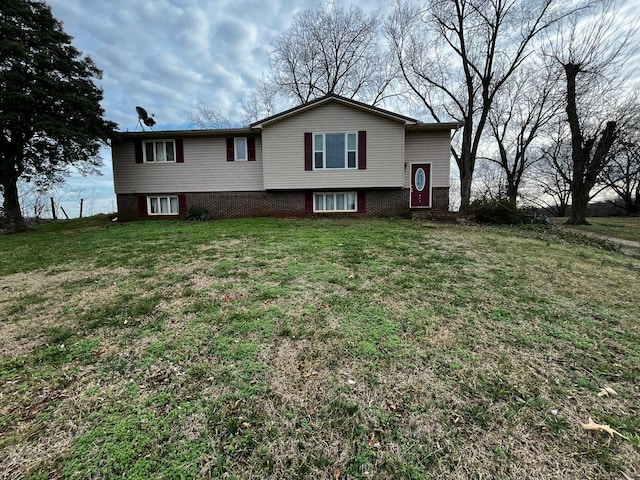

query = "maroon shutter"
[304,133,312,171]
[178,194,187,215]
[135,139,143,163]
[305,192,313,213]
[176,139,184,163]
[226,138,234,161]
[138,195,148,217]
[248,137,256,161]
[357,191,366,213]
[358,131,366,170]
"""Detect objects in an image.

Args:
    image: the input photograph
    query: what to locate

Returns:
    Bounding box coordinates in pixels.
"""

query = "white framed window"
[147,195,179,215]
[235,137,247,161]
[313,192,357,212]
[313,133,357,169]
[144,140,175,162]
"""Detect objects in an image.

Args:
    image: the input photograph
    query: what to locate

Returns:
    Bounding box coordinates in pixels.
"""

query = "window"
[313,192,357,212]
[227,137,255,161]
[234,137,247,161]
[313,133,357,169]
[144,140,175,162]
[147,195,179,215]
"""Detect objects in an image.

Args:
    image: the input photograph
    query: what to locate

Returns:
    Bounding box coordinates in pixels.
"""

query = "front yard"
[1,217,639,479]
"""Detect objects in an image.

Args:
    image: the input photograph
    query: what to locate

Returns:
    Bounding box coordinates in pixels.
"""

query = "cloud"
[175,6,211,54]
[47,0,395,130]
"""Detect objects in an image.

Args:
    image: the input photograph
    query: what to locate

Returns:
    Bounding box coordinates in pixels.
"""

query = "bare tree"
[14,181,48,220]
[186,100,238,129]
[600,108,640,215]
[85,184,101,217]
[603,139,640,215]
[188,78,281,128]
[485,63,563,204]
[270,2,397,105]
[528,131,573,216]
[0,181,71,223]
[385,0,586,210]
[473,159,509,201]
[240,78,281,124]
[545,0,638,224]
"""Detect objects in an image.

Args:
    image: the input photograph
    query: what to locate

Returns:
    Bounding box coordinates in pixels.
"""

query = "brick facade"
[188,191,306,219]
[116,193,141,221]
[117,187,450,221]
[432,187,450,211]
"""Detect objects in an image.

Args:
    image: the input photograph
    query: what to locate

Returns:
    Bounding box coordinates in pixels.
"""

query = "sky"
[44,0,388,217]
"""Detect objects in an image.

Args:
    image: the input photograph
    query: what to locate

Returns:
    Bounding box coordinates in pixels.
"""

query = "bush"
[184,206,211,221]
[519,207,553,226]
[467,199,551,226]
[468,198,523,225]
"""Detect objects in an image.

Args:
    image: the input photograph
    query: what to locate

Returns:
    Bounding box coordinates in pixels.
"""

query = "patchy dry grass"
[1,216,639,479]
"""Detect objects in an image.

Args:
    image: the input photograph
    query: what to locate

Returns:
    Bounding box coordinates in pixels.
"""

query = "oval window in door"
[415,168,426,192]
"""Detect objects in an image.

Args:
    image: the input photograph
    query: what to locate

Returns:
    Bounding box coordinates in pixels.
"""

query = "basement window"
[313,192,357,212]
[147,195,179,215]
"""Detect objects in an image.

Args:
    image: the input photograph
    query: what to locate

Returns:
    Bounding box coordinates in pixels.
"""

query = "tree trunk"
[624,198,640,216]
[564,62,617,225]
[635,182,640,215]
[506,181,518,205]
[1,176,26,233]
[564,63,589,225]
[557,203,567,217]
[458,113,476,211]
[460,167,473,211]
[567,185,590,225]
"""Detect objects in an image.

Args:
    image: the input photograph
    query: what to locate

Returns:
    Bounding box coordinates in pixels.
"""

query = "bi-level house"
[111,94,458,220]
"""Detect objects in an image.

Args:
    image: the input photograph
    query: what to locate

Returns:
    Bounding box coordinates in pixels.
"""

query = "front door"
[410,163,431,208]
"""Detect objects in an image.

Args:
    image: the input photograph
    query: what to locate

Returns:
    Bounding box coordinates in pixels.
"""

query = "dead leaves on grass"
[580,417,627,439]
[597,386,618,397]
[145,362,184,386]
[578,386,627,440]
[367,432,382,450]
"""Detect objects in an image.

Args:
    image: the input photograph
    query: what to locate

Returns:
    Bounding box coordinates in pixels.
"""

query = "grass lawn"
[552,216,640,242]
[1,216,639,479]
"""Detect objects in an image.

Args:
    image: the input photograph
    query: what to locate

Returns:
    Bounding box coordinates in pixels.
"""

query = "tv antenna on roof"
[136,106,156,130]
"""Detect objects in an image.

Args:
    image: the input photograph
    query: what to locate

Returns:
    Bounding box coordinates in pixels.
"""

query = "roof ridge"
[250,94,418,128]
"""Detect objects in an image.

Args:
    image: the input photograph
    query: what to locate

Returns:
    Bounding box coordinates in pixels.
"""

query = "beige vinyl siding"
[262,103,405,190]
[404,131,451,188]
[112,137,264,194]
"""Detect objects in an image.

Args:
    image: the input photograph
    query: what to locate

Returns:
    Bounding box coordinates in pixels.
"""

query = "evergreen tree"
[0,0,116,232]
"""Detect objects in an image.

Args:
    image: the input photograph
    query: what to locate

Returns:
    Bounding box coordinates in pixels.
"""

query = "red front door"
[410,163,431,208]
